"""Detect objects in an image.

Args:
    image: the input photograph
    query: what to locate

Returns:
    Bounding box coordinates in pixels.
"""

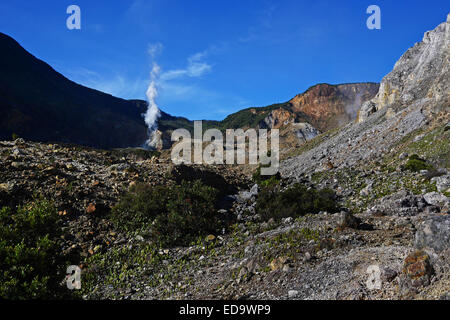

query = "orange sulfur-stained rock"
[86,203,96,214]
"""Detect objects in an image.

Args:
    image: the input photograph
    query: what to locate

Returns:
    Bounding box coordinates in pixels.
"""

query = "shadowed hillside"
[0,33,149,149]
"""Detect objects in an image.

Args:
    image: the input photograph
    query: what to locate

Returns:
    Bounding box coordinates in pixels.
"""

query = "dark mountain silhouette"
[0,32,150,149]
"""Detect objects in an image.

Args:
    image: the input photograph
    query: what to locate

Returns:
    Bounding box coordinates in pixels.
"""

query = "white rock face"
[292,122,320,143]
[358,13,450,123]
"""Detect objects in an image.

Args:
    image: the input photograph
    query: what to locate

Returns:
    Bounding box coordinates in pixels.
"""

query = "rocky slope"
[276,14,450,299]
[358,14,450,123]
[0,15,448,301]
[1,134,448,300]
[283,13,449,176]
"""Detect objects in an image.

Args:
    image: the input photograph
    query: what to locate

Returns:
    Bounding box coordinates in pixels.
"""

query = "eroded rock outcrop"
[259,108,296,129]
[291,122,320,142]
[289,83,379,131]
[358,13,450,123]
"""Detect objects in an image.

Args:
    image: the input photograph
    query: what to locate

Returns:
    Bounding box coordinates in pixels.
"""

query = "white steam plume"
[143,43,163,148]
[144,63,161,148]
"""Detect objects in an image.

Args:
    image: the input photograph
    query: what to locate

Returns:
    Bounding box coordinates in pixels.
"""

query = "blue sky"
[0,1,448,120]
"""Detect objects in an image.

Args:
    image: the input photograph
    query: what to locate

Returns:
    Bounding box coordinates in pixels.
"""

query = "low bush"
[0,199,67,299]
[252,163,281,185]
[404,154,434,172]
[170,164,238,195]
[256,183,338,221]
[259,175,280,188]
[111,180,225,246]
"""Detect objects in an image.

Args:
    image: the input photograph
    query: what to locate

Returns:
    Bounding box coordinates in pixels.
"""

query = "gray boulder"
[292,122,320,143]
[423,192,449,207]
[339,211,360,229]
[431,174,450,193]
[357,101,377,123]
[414,215,450,253]
[238,184,259,202]
[367,190,427,216]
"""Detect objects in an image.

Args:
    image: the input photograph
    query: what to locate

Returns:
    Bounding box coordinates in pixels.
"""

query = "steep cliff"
[283,14,450,176]
[358,13,450,123]
[288,83,379,131]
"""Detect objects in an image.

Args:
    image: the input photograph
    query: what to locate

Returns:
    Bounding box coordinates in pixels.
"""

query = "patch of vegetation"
[256,183,338,221]
[81,233,225,299]
[406,127,449,169]
[344,170,439,214]
[252,163,281,186]
[259,227,321,263]
[82,242,160,298]
[170,164,239,196]
[0,199,70,299]
[389,125,449,170]
[11,133,20,140]
[259,175,281,188]
[403,154,434,172]
[206,103,286,132]
[111,180,226,246]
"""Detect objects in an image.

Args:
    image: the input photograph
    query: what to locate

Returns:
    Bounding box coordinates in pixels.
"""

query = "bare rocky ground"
[0,114,448,300]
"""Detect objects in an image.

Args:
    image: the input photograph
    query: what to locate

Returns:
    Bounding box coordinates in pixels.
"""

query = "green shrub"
[11,133,20,140]
[256,183,338,221]
[404,154,434,172]
[111,180,225,246]
[170,164,238,196]
[0,199,67,299]
[110,183,167,232]
[259,175,280,188]
[252,163,281,185]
